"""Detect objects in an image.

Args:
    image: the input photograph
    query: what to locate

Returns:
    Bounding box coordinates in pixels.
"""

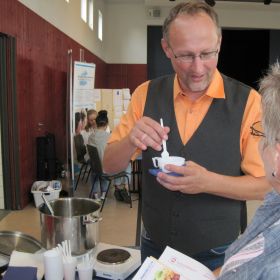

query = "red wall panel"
[107,64,147,93]
[0,0,147,208]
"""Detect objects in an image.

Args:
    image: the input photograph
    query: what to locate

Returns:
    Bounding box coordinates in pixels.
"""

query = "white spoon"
[160,118,169,158]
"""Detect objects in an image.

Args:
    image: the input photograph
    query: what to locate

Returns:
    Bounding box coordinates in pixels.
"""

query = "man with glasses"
[103,0,270,270]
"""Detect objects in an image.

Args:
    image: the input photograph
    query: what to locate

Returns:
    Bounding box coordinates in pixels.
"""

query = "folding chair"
[74,134,91,191]
[87,144,132,212]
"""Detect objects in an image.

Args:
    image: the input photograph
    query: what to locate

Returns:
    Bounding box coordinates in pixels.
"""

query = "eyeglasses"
[250,121,265,137]
[168,45,219,63]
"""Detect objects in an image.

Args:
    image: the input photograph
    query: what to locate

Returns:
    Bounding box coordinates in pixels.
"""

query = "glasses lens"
[200,50,218,61]
[180,55,193,62]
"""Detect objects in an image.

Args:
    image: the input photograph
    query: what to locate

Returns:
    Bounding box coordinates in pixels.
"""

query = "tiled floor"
[0,175,262,248]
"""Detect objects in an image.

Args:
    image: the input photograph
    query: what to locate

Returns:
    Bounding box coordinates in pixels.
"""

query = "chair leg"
[100,180,111,212]
[85,167,91,183]
[81,164,89,181]
[75,163,86,191]
[89,174,98,198]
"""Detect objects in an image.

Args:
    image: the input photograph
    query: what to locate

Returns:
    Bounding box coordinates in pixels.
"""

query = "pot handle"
[83,215,102,224]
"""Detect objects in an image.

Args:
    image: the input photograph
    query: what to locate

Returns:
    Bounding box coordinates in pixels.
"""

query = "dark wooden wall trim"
[0,0,147,208]
[0,34,21,209]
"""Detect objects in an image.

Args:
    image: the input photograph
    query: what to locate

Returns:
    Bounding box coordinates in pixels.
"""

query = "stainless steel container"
[0,231,43,272]
[39,197,101,256]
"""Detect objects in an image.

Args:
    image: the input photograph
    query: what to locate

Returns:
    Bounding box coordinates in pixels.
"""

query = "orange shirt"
[108,69,265,177]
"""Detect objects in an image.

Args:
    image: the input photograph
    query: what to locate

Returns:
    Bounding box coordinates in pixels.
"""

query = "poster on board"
[73,61,96,135]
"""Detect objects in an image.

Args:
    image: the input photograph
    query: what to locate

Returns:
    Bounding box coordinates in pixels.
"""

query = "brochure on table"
[133,246,216,280]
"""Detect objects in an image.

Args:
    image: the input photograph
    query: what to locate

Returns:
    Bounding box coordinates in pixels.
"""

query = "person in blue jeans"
[214,62,280,279]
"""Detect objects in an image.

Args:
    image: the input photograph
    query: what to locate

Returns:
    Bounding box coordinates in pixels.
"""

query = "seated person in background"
[74,111,86,136]
[73,111,87,164]
[81,109,97,145]
[88,110,131,201]
[215,62,280,279]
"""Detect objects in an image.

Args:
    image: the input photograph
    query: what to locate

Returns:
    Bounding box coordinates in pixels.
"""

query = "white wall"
[18,0,280,64]
[104,1,147,63]
[18,0,106,61]
[216,2,280,29]
[106,1,280,63]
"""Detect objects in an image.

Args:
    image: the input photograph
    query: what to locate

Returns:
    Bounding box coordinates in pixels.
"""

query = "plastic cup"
[43,249,63,280]
[77,263,93,280]
[63,257,77,280]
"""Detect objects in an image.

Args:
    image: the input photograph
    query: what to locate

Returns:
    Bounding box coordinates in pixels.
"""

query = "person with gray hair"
[103,0,270,270]
[214,62,280,279]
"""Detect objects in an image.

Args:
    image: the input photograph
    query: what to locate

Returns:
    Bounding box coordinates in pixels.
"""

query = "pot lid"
[0,231,43,270]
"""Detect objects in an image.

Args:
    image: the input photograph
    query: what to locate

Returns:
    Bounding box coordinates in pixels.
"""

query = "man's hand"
[129,116,170,151]
[156,161,209,194]
[156,160,270,200]
[103,116,170,174]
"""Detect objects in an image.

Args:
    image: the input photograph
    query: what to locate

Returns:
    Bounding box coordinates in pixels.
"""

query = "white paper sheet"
[122,88,131,100]
[133,246,216,280]
[113,89,123,106]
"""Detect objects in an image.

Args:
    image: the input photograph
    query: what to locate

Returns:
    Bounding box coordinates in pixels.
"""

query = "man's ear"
[161,38,172,59]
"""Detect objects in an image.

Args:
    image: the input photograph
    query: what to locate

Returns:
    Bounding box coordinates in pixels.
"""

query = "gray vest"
[142,74,251,255]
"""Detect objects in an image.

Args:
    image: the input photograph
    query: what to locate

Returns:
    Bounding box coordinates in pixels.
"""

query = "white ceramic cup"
[43,249,63,280]
[152,156,185,173]
[63,257,77,280]
[77,263,94,280]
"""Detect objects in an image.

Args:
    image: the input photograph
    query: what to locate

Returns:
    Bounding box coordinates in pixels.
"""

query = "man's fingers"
[142,117,170,141]
[129,117,169,151]
[141,133,147,142]
[132,135,147,150]
[132,132,161,151]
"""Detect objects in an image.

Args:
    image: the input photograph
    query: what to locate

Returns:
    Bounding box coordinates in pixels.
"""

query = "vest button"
[171,230,178,236]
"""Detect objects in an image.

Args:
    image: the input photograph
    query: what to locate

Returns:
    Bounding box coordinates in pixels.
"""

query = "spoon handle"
[160,118,169,157]
[162,136,167,153]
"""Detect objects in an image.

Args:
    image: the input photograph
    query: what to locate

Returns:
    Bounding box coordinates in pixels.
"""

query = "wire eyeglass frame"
[168,45,219,63]
[250,121,265,137]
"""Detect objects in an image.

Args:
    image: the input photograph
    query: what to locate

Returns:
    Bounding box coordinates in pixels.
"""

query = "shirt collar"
[174,69,225,100]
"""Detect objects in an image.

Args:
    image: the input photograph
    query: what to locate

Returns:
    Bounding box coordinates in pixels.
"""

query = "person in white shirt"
[88,110,131,201]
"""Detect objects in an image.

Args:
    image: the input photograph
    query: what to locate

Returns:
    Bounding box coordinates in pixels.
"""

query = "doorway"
[218,29,269,89]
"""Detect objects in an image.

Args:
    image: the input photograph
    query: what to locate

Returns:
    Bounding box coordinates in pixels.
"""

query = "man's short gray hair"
[162,0,221,42]
[259,61,280,145]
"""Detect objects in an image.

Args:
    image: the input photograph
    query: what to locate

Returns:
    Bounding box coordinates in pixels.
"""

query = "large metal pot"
[39,197,101,256]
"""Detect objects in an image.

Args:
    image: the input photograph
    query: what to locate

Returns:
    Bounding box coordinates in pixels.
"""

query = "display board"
[93,88,131,130]
[70,60,131,184]
[73,61,96,133]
